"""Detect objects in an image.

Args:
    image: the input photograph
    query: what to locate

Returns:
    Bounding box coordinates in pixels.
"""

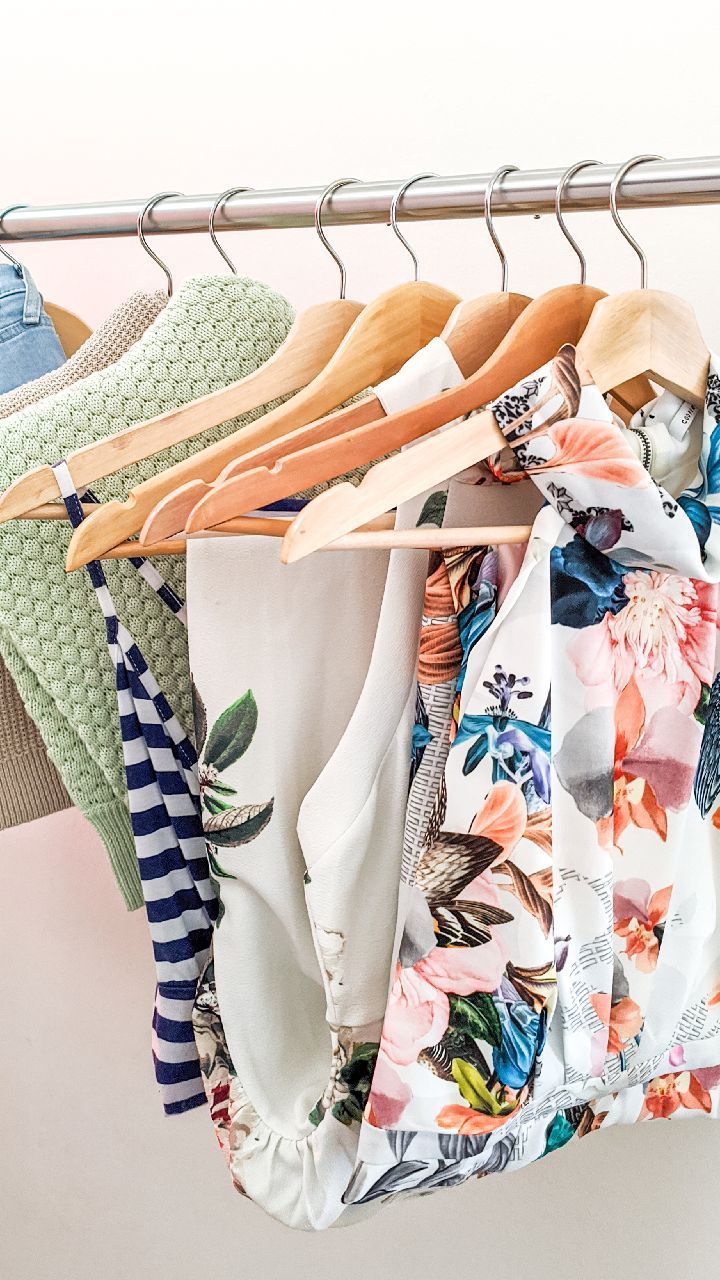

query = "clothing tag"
[621,389,703,494]
[374,337,463,416]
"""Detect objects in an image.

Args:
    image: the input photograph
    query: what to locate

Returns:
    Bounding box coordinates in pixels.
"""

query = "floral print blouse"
[344,344,720,1207]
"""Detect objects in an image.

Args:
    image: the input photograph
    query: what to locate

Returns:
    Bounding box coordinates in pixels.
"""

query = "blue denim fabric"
[0,263,65,394]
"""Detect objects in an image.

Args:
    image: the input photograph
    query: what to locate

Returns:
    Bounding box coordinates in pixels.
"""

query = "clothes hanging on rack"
[0,276,293,908]
[53,462,218,1114]
[0,289,169,831]
[0,266,71,827]
[187,341,467,1229]
[345,345,720,1207]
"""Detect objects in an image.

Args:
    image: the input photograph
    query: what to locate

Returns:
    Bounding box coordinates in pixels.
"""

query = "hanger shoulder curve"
[280,406,505,563]
[576,289,710,409]
[441,291,530,375]
[63,280,460,568]
[142,394,382,542]
[182,285,614,539]
[0,298,365,525]
[45,302,93,357]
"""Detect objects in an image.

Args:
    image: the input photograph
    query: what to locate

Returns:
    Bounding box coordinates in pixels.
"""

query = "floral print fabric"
[345,344,720,1207]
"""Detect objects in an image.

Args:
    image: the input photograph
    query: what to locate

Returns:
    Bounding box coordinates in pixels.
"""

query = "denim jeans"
[0,263,65,394]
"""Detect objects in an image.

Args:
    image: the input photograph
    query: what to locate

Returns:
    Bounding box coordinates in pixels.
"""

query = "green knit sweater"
[0,275,293,909]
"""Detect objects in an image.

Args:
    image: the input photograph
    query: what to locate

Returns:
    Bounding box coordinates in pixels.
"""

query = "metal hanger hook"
[484,166,518,292]
[555,160,602,284]
[390,173,436,282]
[0,204,28,272]
[315,179,360,299]
[610,155,663,289]
[137,191,183,297]
[209,186,253,275]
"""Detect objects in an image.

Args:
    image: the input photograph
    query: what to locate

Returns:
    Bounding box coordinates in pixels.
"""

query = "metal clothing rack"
[2,156,720,243]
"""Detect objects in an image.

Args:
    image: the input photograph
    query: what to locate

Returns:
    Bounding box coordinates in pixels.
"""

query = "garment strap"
[51,462,186,621]
[52,459,216,1116]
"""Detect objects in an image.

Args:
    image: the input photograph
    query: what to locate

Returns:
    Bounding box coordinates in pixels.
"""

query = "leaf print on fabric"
[417,490,448,528]
[191,677,208,752]
[417,559,463,686]
[204,689,258,771]
[331,1042,380,1127]
[204,799,274,847]
[451,1058,518,1117]
[448,992,503,1048]
[198,691,274,898]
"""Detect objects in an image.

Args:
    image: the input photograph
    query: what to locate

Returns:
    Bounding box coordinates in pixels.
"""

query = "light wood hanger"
[281,160,688,564]
[59,177,462,570]
[142,171,532,542]
[0,186,366,524]
[43,303,93,357]
[576,155,710,409]
[182,164,655,538]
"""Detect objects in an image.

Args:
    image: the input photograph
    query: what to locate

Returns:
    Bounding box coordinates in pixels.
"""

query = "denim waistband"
[0,262,43,326]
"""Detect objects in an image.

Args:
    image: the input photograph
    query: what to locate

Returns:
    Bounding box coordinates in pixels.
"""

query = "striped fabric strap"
[53,462,217,1116]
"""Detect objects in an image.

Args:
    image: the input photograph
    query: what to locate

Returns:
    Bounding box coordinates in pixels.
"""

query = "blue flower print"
[494,1000,547,1091]
[550,535,628,628]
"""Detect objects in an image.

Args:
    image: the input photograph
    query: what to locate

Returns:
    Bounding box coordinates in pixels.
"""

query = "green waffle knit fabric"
[0,275,294,909]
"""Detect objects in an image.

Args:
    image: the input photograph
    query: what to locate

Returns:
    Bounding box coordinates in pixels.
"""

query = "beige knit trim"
[0,290,167,419]
[0,290,166,830]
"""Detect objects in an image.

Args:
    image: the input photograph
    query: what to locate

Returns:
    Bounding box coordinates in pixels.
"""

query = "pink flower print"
[469,779,527,855]
[571,571,715,717]
[415,938,505,997]
[380,940,506,1068]
[590,992,642,1057]
[614,878,672,973]
[380,964,451,1067]
[366,1052,412,1128]
[640,1070,712,1119]
[622,705,702,811]
[435,1104,510,1136]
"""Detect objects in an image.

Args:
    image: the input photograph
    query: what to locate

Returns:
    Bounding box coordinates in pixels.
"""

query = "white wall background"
[2,2,720,1276]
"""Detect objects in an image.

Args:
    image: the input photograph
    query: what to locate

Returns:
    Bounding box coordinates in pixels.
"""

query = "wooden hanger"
[142,293,531,543]
[59,176,462,570]
[0,186,367,524]
[62,276,459,569]
[43,302,93,357]
[143,170,533,543]
[576,156,709,409]
[180,165,656,538]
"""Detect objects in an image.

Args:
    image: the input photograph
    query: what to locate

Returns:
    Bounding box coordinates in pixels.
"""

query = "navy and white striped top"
[54,461,217,1116]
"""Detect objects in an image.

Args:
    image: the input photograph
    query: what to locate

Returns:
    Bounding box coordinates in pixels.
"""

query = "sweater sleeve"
[0,628,142,909]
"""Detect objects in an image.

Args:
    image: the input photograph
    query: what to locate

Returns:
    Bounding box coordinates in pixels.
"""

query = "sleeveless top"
[53,461,217,1115]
